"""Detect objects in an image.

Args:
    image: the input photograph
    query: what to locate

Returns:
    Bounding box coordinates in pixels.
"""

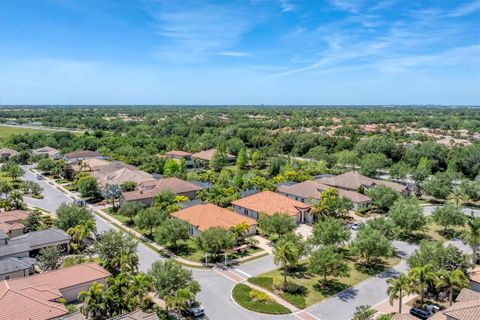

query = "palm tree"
[67,220,96,252]
[408,264,436,305]
[436,268,469,306]
[273,240,299,285]
[8,190,23,209]
[231,222,250,250]
[447,187,469,206]
[127,273,153,310]
[117,248,139,274]
[174,288,194,315]
[464,215,480,266]
[78,282,106,319]
[387,273,410,313]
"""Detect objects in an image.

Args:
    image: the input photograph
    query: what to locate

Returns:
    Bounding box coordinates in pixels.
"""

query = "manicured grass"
[232,284,291,315]
[62,255,101,267]
[0,125,47,140]
[252,255,401,308]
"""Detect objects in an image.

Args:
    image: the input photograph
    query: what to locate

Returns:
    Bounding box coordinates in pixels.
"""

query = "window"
[4,275,10,280]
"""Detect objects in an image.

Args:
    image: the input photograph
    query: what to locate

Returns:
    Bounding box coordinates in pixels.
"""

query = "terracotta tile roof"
[32,146,61,156]
[0,148,19,156]
[71,158,111,172]
[171,203,256,232]
[122,177,203,201]
[231,191,311,217]
[191,149,236,162]
[64,150,101,159]
[277,181,371,204]
[0,263,110,320]
[468,266,480,284]
[456,288,480,302]
[393,314,419,320]
[0,210,30,234]
[429,288,480,320]
[166,150,192,157]
[317,171,407,193]
[91,162,155,186]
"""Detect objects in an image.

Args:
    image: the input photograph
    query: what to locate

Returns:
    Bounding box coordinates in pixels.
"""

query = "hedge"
[232,284,291,315]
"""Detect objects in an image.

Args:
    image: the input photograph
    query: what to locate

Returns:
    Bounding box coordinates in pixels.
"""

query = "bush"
[249,289,272,303]
[232,284,291,315]
[248,277,273,290]
[282,282,306,295]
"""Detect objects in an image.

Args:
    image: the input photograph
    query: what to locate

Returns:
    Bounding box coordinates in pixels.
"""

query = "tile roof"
[32,146,61,155]
[191,149,236,162]
[231,191,311,217]
[165,150,192,157]
[317,171,407,193]
[71,158,111,172]
[277,180,371,204]
[0,242,31,258]
[91,162,155,186]
[393,314,419,320]
[0,263,110,320]
[64,150,101,158]
[0,210,30,234]
[171,203,257,232]
[429,288,480,320]
[122,177,203,201]
[468,266,480,284]
[0,148,19,156]
[0,257,36,275]
[111,310,160,320]
[10,229,71,249]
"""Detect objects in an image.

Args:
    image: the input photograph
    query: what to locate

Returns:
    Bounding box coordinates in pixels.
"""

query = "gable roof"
[71,158,111,172]
[32,146,61,155]
[277,180,371,204]
[166,150,192,157]
[9,229,71,248]
[172,203,256,232]
[64,150,101,159]
[191,149,236,162]
[122,177,203,202]
[429,288,480,320]
[317,171,407,192]
[0,257,36,275]
[91,162,154,186]
[0,263,110,320]
[0,210,30,224]
[0,148,19,156]
[231,191,311,217]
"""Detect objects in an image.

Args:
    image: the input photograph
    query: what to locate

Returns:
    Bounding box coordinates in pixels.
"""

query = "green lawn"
[250,254,401,308]
[232,284,291,314]
[0,125,47,140]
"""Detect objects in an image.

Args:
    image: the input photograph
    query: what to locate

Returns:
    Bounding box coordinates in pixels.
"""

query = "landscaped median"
[248,255,401,309]
[232,283,292,315]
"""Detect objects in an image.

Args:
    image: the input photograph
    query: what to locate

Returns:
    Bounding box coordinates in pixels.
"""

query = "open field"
[0,125,48,140]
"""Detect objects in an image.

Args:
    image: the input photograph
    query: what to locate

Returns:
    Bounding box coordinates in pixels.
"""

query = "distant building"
[0,263,111,320]
[232,191,312,224]
[71,158,111,172]
[32,146,62,160]
[0,210,31,238]
[64,150,104,163]
[277,180,371,210]
[90,161,155,187]
[120,177,203,206]
[0,148,19,161]
[191,148,236,166]
[171,203,257,236]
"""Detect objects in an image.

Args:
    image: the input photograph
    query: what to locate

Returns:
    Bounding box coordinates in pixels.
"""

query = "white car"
[351,223,361,231]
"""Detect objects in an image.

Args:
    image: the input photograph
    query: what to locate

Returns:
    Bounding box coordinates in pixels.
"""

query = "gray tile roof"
[0,242,30,258]
[0,257,36,275]
[0,230,8,241]
[10,229,71,249]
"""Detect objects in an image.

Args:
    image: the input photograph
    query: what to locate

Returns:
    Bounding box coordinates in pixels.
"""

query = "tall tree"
[273,239,299,285]
[408,264,436,304]
[155,218,190,249]
[78,282,106,320]
[388,197,426,236]
[432,204,465,232]
[436,268,469,306]
[236,148,248,169]
[135,207,164,236]
[309,217,351,248]
[464,215,480,266]
[352,227,394,265]
[309,245,349,286]
[387,273,410,314]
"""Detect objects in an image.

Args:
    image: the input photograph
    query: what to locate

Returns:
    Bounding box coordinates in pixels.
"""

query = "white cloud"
[278,0,295,13]
[445,0,480,17]
[219,51,251,57]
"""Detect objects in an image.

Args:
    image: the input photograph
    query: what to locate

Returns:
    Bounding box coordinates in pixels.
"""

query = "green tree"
[95,229,138,275]
[407,241,469,272]
[388,197,426,235]
[335,150,358,171]
[36,158,57,173]
[464,216,480,266]
[408,264,436,304]
[55,203,95,230]
[37,246,63,271]
[148,260,200,308]
[8,190,24,209]
[432,204,465,233]
[273,239,299,285]
[389,161,412,180]
[210,149,227,172]
[236,148,248,169]
[387,273,410,314]
[250,150,265,169]
[423,171,456,199]
[1,161,24,182]
[436,268,469,306]
[352,305,376,320]
[0,180,13,198]
[258,213,296,239]
[135,207,164,236]
[120,180,137,192]
[352,227,394,265]
[104,183,122,209]
[155,218,190,249]
[118,201,144,224]
[309,217,350,248]
[67,220,96,252]
[447,187,469,206]
[360,153,389,177]
[309,246,349,285]
[23,209,43,232]
[312,188,352,219]
[365,186,399,213]
[78,282,106,320]
[364,217,398,240]
[77,176,100,199]
[196,227,235,257]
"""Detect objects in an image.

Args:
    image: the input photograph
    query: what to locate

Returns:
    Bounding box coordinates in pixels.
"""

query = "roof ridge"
[5,285,66,312]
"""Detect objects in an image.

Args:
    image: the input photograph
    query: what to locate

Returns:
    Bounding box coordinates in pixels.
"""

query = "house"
[8,229,71,255]
[120,177,203,206]
[90,161,155,187]
[71,158,111,172]
[111,310,160,320]
[0,209,30,238]
[277,180,371,210]
[468,266,480,292]
[32,146,62,160]
[0,256,36,280]
[231,191,312,224]
[0,263,111,320]
[191,148,236,166]
[164,150,194,167]
[171,203,257,236]
[424,288,480,320]
[0,148,19,161]
[64,150,104,163]
[317,171,410,196]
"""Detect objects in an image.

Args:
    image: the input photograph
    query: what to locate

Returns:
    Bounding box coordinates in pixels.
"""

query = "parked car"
[183,301,206,318]
[73,199,85,207]
[351,223,361,231]
[36,174,43,180]
[410,307,433,319]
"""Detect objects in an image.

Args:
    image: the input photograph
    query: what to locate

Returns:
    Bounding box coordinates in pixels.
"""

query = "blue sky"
[0,0,479,105]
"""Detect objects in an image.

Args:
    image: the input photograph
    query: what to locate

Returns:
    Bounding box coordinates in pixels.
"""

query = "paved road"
[423,205,480,217]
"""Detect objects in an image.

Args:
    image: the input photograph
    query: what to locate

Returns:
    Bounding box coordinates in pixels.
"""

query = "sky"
[0,0,479,105]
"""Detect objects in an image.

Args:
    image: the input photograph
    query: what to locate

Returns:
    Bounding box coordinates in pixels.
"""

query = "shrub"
[248,277,273,290]
[232,284,291,315]
[249,290,272,303]
[282,282,307,295]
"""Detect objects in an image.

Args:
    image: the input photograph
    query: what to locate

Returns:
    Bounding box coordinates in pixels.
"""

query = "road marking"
[295,311,321,320]
[213,268,245,283]
[233,268,252,278]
